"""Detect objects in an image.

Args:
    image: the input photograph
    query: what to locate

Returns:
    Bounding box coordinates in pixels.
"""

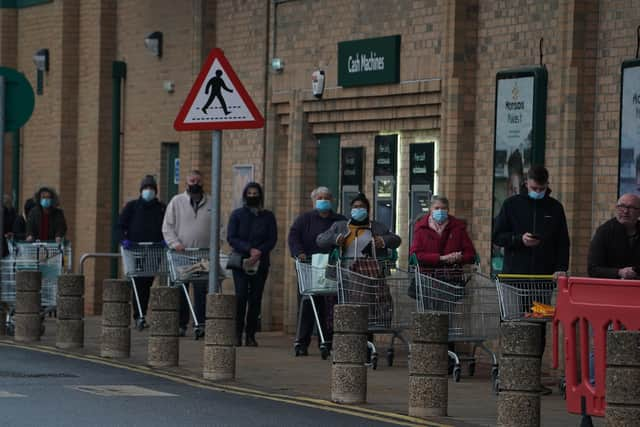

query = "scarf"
[428,215,448,236]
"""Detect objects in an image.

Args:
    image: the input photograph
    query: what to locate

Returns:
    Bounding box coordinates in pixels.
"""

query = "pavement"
[1,314,604,427]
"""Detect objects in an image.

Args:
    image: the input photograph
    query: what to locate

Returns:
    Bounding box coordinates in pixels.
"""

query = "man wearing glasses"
[588,193,640,278]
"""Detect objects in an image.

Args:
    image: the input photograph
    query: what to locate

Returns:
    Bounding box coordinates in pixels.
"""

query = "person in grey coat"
[316,193,401,258]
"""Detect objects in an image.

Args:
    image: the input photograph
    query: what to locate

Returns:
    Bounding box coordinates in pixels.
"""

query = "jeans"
[233,267,268,339]
[179,281,208,328]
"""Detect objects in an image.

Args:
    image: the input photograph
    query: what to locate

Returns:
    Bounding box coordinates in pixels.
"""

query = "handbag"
[226,251,245,271]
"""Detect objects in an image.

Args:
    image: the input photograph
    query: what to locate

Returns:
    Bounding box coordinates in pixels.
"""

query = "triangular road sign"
[174,48,265,131]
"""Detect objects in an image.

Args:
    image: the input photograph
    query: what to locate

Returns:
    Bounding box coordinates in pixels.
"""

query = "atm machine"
[340,147,364,216]
[373,135,398,232]
[408,143,435,247]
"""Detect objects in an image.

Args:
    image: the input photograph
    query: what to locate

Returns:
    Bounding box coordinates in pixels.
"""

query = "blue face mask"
[351,207,368,222]
[141,189,156,202]
[40,198,52,209]
[315,199,331,212]
[528,190,545,200]
[432,209,448,224]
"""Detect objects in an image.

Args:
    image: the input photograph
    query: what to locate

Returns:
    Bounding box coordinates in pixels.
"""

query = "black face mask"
[245,196,260,207]
[188,184,203,195]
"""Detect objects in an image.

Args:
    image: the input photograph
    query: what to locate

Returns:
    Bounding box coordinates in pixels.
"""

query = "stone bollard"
[14,271,42,342]
[605,330,640,425]
[331,304,368,404]
[56,274,85,349]
[497,321,544,427]
[203,293,236,380]
[409,311,449,417]
[148,287,180,367]
[100,279,131,358]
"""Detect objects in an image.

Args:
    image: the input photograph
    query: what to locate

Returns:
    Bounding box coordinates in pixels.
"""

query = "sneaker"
[245,336,258,347]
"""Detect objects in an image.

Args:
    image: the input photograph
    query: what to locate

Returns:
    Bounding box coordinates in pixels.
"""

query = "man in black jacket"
[118,175,166,329]
[588,193,640,278]
[492,165,570,395]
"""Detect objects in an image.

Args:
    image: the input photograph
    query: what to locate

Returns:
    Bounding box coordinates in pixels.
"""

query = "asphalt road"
[0,344,409,427]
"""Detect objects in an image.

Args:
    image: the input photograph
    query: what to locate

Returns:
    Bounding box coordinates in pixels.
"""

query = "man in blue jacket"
[227,182,277,347]
[288,187,345,356]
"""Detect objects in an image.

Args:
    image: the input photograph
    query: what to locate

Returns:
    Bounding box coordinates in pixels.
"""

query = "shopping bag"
[350,258,393,326]
[311,253,331,291]
[226,251,245,271]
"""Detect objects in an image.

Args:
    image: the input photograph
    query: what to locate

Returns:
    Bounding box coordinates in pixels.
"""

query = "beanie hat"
[140,175,158,192]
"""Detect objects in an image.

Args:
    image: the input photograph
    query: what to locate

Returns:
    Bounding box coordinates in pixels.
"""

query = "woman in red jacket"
[410,195,476,270]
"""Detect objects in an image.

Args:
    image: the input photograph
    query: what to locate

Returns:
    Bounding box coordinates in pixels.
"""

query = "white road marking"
[68,385,177,397]
[0,391,27,397]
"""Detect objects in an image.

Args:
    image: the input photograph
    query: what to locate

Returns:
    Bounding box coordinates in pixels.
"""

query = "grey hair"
[430,195,449,208]
[311,186,332,200]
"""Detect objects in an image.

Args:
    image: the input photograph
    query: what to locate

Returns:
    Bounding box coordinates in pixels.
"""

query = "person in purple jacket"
[288,186,345,356]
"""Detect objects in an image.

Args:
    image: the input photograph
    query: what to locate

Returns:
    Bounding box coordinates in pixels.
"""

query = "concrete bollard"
[148,287,180,367]
[409,312,449,418]
[331,304,368,404]
[497,321,544,427]
[100,279,131,358]
[203,293,237,380]
[56,274,85,349]
[605,330,640,425]
[14,271,42,343]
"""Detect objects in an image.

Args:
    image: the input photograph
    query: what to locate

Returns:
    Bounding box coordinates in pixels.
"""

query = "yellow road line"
[0,340,451,427]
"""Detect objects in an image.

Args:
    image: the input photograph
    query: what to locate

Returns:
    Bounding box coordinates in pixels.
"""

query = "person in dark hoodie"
[26,187,67,243]
[288,186,345,356]
[227,182,277,347]
[492,165,569,395]
[118,175,166,328]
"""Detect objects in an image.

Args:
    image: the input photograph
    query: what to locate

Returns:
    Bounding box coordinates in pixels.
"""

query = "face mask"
[528,190,545,200]
[141,189,155,201]
[188,184,203,195]
[246,196,260,207]
[432,209,448,223]
[351,207,368,222]
[40,198,52,209]
[315,200,331,212]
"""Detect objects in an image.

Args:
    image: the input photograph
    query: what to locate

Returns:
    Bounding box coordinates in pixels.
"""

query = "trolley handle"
[496,274,555,280]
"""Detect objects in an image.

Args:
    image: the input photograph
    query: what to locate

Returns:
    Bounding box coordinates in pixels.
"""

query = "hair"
[189,169,202,178]
[350,193,370,211]
[310,186,332,200]
[527,165,549,184]
[430,195,449,209]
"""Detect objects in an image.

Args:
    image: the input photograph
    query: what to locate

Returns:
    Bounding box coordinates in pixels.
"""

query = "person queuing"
[288,186,345,356]
[118,175,166,329]
[26,187,68,244]
[227,182,277,347]
[12,198,36,242]
[162,170,212,337]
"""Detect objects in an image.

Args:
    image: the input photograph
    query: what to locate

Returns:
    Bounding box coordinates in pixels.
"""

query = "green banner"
[338,35,401,87]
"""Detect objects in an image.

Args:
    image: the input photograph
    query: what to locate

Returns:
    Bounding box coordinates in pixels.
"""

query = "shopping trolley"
[413,264,500,390]
[335,249,413,369]
[293,255,337,359]
[120,242,168,330]
[495,274,556,321]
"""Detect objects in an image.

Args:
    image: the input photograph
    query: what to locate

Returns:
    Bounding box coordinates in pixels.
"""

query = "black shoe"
[539,385,553,396]
[178,327,187,337]
[245,336,258,347]
[235,336,242,347]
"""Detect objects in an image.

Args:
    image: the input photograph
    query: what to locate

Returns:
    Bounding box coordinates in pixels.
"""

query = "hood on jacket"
[243,182,264,208]
[34,187,60,208]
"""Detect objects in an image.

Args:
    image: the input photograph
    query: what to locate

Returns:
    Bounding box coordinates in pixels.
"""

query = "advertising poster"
[618,61,640,196]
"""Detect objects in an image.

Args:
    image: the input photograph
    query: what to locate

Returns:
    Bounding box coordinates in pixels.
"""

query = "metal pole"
[209,130,222,293]
[0,76,6,253]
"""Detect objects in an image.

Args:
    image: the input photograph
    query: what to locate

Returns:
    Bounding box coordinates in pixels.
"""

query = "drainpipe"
[12,130,20,210]
[111,61,126,278]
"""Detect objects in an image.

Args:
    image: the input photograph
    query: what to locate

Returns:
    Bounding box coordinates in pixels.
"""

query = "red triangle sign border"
[174,48,265,131]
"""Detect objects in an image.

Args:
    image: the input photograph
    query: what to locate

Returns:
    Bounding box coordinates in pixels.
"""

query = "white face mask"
[141,189,156,201]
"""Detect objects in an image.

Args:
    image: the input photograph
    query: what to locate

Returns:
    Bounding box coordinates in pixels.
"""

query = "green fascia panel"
[0,0,52,9]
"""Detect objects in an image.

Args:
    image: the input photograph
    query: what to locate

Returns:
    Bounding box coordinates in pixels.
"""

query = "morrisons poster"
[619,61,640,196]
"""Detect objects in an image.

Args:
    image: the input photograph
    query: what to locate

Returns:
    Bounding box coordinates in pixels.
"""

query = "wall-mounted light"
[271,57,284,72]
[144,31,163,58]
[32,48,49,95]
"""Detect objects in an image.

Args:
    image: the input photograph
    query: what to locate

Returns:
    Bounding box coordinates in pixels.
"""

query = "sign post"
[174,48,264,294]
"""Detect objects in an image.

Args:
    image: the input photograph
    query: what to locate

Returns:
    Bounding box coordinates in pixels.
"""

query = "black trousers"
[296,295,330,347]
[132,276,153,319]
[179,281,208,328]
[233,267,268,339]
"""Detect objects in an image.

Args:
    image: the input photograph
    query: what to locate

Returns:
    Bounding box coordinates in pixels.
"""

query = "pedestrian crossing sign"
[174,48,265,131]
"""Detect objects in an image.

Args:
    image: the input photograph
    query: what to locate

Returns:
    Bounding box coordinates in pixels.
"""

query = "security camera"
[144,31,163,58]
[32,49,49,72]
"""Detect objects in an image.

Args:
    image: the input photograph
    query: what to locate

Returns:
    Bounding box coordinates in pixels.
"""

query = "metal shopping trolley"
[495,274,556,321]
[414,265,500,390]
[120,242,169,330]
[293,255,337,359]
[336,250,413,369]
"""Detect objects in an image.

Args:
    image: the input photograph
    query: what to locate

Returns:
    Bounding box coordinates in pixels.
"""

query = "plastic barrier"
[552,276,640,417]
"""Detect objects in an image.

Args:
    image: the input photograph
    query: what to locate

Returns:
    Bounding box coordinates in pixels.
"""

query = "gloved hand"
[122,240,133,250]
[161,240,168,248]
